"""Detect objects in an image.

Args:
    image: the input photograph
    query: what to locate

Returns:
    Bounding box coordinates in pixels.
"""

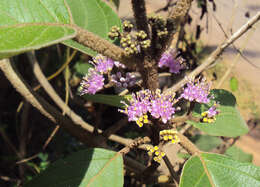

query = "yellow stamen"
[163,136,169,141]
[208,119,214,123]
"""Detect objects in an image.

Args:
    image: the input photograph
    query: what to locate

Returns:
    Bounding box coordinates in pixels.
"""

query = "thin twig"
[216,28,255,88]
[163,155,179,186]
[102,117,128,138]
[0,59,102,146]
[211,12,260,70]
[164,11,260,95]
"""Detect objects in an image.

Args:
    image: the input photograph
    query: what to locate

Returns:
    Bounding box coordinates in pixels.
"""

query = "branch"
[131,0,149,35]
[177,132,200,155]
[164,11,260,95]
[0,58,104,146]
[26,52,140,146]
[170,0,193,20]
[163,155,179,186]
[74,26,136,69]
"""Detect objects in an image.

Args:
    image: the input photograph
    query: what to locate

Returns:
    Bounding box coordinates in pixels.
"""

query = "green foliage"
[63,0,122,56]
[0,0,76,59]
[192,135,222,152]
[230,77,239,91]
[180,153,260,187]
[38,153,50,171]
[225,146,253,163]
[25,148,123,187]
[0,0,121,59]
[73,61,94,77]
[82,94,130,108]
[188,89,248,137]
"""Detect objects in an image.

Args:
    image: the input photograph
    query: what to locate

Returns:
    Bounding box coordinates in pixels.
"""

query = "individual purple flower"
[79,68,104,95]
[92,54,114,74]
[119,90,151,127]
[150,95,176,124]
[111,72,136,88]
[180,78,211,104]
[206,104,220,118]
[201,104,220,123]
[159,49,184,74]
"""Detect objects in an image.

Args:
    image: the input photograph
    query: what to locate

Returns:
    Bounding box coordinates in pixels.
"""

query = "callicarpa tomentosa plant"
[0,0,259,186]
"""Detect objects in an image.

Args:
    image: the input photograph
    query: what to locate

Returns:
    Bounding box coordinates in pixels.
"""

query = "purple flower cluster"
[79,54,127,95]
[120,89,176,127]
[158,49,183,74]
[93,55,115,74]
[111,72,136,88]
[180,78,211,103]
[79,68,105,95]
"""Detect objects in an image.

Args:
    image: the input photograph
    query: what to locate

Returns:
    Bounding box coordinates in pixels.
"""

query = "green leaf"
[230,77,239,92]
[225,146,253,163]
[25,148,123,187]
[73,61,94,77]
[0,0,77,59]
[191,135,222,152]
[188,89,248,137]
[64,0,122,56]
[177,152,191,159]
[82,94,130,108]
[180,153,260,187]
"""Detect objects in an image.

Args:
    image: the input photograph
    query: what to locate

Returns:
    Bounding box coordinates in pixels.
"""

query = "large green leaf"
[0,0,76,59]
[25,148,123,187]
[225,146,253,163]
[63,0,122,56]
[180,153,260,187]
[188,89,248,137]
[82,94,130,108]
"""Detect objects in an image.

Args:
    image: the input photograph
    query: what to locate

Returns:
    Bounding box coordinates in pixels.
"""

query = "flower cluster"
[79,54,126,95]
[160,129,180,144]
[79,68,104,95]
[146,145,166,163]
[180,78,211,103]
[201,104,220,123]
[119,89,176,127]
[111,72,136,88]
[119,90,151,127]
[158,49,184,74]
[92,55,115,74]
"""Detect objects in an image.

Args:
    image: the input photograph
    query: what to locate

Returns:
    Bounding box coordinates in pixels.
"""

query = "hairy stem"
[131,0,150,36]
